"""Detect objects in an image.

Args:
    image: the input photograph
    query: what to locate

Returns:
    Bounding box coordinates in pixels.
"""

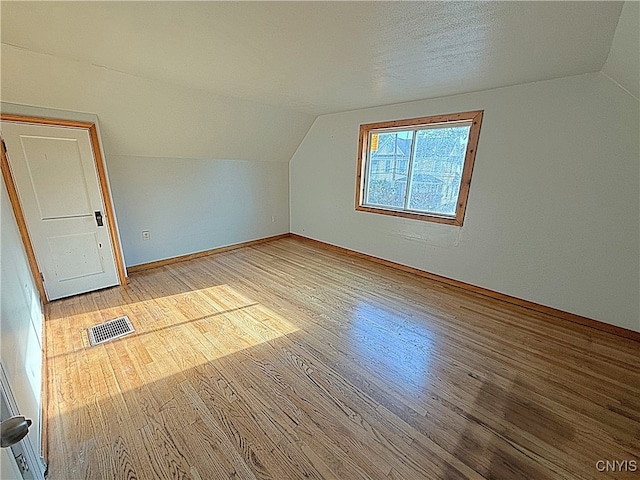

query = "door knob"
[1,415,32,448]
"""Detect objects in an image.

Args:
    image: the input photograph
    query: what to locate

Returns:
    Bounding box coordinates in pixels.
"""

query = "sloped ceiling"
[603,1,640,100]
[1,1,624,116]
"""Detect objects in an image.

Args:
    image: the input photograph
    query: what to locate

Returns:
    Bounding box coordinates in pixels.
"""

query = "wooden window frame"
[355,110,483,226]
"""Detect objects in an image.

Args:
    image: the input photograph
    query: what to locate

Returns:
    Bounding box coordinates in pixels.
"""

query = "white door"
[1,121,119,300]
[1,172,46,479]
[1,447,23,479]
[1,380,43,479]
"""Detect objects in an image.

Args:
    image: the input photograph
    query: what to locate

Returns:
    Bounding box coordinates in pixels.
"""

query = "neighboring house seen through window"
[356,110,483,226]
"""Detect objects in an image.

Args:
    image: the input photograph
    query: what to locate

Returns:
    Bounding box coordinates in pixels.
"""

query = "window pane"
[365,130,413,209]
[357,111,482,225]
[407,125,471,216]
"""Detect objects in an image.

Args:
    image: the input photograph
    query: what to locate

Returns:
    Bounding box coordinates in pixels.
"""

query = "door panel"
[21,136,93,218]
[48,231,105,280]
[1,121,119,300]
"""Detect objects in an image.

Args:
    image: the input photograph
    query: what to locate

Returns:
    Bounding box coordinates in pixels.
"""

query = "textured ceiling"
[1,1,624,115]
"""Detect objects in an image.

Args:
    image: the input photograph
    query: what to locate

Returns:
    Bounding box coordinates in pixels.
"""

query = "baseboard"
[127,233,291,274]
[289,234,640,342]
[126,231,639,341]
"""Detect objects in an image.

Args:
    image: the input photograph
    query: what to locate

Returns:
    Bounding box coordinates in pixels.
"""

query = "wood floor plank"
[44,237,640,479]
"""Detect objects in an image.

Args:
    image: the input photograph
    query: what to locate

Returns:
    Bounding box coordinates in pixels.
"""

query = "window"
[356,110,483,226]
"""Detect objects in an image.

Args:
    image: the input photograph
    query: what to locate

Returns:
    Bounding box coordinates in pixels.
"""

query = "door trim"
[0,114,128,302]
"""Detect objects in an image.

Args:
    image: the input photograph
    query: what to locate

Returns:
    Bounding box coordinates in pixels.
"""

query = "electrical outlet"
[142,230,150,241]
[271,215,276,223]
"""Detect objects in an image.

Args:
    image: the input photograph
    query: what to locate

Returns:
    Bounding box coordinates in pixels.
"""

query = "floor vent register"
[87,315,134,346]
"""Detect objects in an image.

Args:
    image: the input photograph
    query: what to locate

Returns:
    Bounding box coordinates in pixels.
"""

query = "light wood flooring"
[45,237,640,479]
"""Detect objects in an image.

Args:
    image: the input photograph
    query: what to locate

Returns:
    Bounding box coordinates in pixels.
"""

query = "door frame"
[0,114,128,303]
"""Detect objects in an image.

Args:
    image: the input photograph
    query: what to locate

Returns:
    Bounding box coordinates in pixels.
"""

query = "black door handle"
[95,211,104,227]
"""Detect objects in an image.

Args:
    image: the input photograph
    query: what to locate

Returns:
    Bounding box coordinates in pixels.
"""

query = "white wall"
[291,73,640,332]
[1,44,314,266]
[0,174,43,463]
[107,155,289,266]
[603,1,640,100]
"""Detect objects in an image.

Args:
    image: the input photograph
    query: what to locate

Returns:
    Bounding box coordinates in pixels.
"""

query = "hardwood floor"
[45,237,640,479]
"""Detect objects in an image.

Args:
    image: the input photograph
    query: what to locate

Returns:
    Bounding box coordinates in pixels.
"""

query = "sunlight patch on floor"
[49,284,300,413]
[351,301,435,395]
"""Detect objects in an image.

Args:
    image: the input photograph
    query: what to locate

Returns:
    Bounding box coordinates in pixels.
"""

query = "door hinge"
[40,272,45,283]
[1,138,6,154]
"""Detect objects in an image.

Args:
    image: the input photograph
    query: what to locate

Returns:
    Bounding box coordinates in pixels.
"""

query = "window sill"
[355,204,463,226]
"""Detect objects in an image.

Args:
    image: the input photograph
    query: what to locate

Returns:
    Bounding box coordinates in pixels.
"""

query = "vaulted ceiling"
[1,1,625,116]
